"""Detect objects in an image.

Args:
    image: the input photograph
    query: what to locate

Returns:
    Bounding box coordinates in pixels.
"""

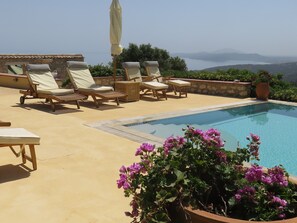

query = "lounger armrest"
[0,121,11,127]
[150,75,162,82]
[163,76,173,81]
[31,82,39,92]
[130,76,140,82]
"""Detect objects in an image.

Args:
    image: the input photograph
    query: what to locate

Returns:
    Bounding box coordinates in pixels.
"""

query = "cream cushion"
[78,85,114,93]
[125,67,143,83]
[122,62,143,82]
[146,66,163,83]
[37,88,75,96]
[142,81,168,90]
[27,70,59,91]
[144,61,191,88]
[168,80,191,87]
[67,68,96,89]
[0,128,40,145]
[67,68,114,93]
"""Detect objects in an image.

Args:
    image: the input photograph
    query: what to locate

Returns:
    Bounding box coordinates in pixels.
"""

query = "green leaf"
[228,197,235,207]
[166,196,177,202]
[174,169,185,182]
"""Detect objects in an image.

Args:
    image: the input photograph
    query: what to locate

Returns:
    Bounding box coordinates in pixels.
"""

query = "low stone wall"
[0,73,29,89]
[0,73,251,98]
[95,77,252,98]
[0,54,84,79]
[183,78,251,98]
[93,76,124,86]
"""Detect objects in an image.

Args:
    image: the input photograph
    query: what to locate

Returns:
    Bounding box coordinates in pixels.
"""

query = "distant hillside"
[204,62,297,83]
[175,51,297,64]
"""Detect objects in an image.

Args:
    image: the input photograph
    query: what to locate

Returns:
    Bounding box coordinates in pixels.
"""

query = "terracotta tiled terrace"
[0,87,252,223]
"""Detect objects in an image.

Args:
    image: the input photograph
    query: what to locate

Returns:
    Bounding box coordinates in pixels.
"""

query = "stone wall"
[0,72,251,98]
[184,79,251,98]
[93,76,124,86]
[0,54,84,79]
[0,73,30,89]
[94,77,252,98]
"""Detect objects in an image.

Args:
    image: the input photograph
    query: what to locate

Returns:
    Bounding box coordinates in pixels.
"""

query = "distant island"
[174,50,297,83]
[204,62,297,83]
[174,49,297,64]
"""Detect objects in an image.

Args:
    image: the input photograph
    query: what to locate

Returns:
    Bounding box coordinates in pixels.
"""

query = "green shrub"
[87,64,297,103]
[88,64,124,77]
[162,69,256,82]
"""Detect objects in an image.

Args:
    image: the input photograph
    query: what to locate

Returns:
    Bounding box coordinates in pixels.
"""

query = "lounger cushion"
[144,61,159,67]
[142,81,168,90]
[122,62,143,82]
[27,64,51,72]
[0,128,40,145]
[144,61,191,89]
[126,68,143,82]
[27,70,59,90]
[144,61,163,82]
[67,68,96,89]
[37,88,75,96]
[67,61,89,69]
[78,85,114,93]
[168,80,191,87]
[122,62,140,69]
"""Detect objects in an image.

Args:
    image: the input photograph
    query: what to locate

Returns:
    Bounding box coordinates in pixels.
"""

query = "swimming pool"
[128,102,297,176]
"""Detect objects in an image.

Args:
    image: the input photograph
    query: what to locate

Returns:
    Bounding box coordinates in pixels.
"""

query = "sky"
[0,0,297,65]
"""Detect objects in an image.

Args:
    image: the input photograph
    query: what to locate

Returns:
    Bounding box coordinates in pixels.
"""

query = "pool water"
[128,103,297,176]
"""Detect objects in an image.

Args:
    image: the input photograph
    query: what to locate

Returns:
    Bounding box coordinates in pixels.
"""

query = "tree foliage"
[117,43,187,71]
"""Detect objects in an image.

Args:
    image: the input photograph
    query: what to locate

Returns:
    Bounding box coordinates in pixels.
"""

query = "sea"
[83,51,269,71]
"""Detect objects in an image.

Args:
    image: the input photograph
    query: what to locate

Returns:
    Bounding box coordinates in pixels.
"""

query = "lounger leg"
[49,99,56,112]
[76,100,80,109]
[173,86,177,95]
[20,96,25,104]
[21,146,26,164]
[163,90,167,100]
[152,90,156,97]
[154,90,160,100]
[116,98,120,106]
[91,96,99,108]
[29,145,37,170]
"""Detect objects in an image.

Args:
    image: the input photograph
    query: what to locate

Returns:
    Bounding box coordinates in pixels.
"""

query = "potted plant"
[254,70,272,101]
[117,126,297,223]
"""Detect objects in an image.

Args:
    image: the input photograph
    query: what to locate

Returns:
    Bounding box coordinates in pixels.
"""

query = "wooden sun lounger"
[144,61,191,98]
[77,90,126,108]
[0,122,40,170]
[20,88,86,112]
[66,61,126,108]
[122,62,168,100]
[20,64,86,112]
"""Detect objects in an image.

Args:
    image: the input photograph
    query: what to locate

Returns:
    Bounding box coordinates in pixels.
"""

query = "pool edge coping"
[87,98,297,180]
[87,99,267,146]
[87,99,297,145]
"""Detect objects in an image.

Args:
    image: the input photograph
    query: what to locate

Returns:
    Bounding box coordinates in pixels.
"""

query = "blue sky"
[0,0,297,65]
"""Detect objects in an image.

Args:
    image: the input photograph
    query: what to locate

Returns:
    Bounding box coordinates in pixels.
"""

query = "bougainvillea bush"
[117,126,297,222]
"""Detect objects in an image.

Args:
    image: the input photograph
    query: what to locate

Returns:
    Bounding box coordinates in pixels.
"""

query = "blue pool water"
[128,103,297,176]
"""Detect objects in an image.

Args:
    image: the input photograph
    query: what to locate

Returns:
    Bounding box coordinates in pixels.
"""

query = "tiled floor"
[0,87,251,223]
